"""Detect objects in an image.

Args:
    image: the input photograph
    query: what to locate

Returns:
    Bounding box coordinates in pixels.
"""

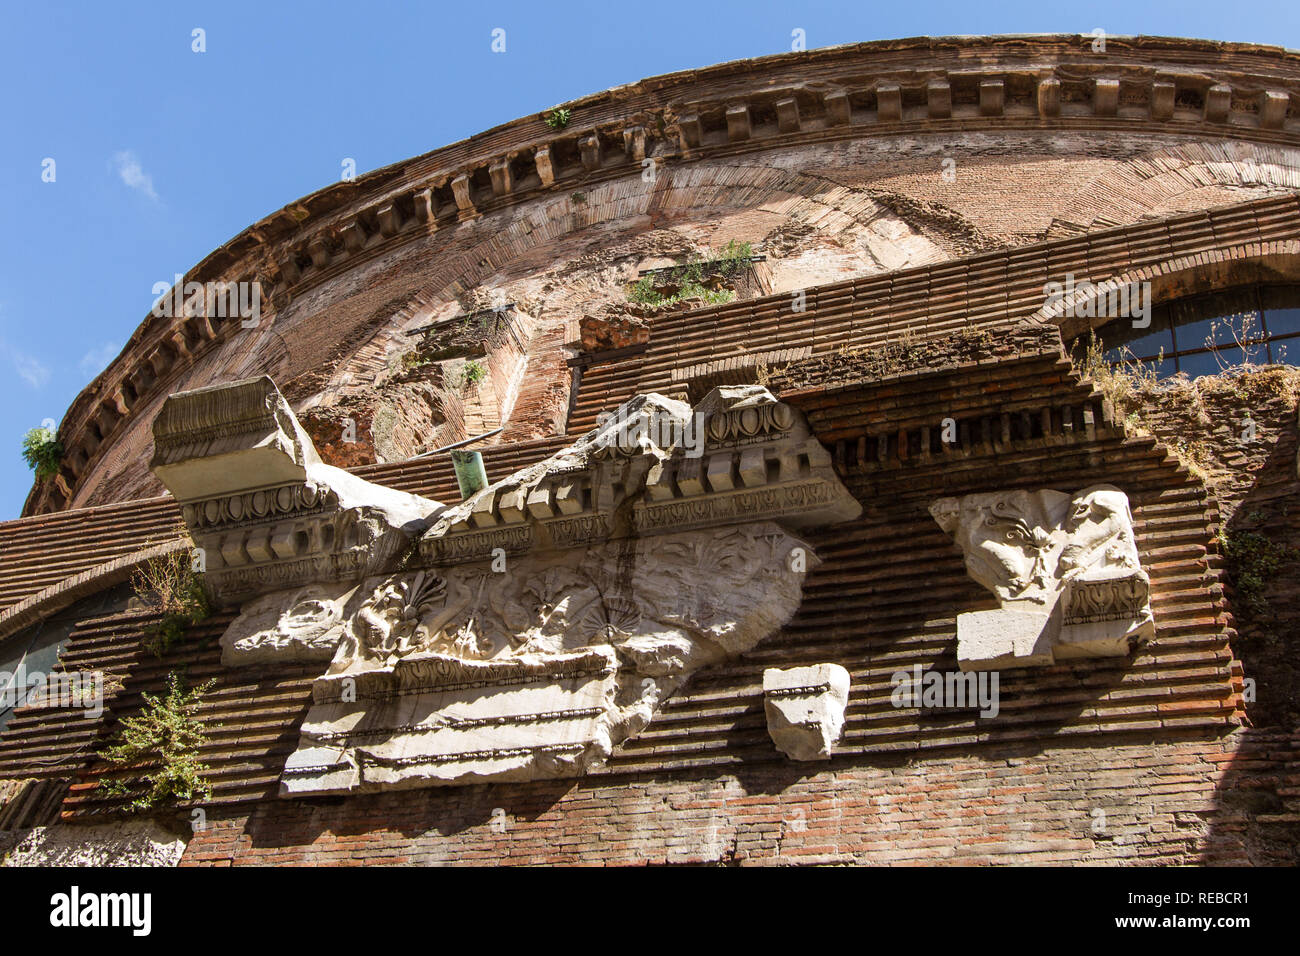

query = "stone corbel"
[764,664,850,760]
[451,173,477,220]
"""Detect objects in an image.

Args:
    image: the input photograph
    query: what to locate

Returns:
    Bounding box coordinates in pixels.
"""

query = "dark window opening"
[0,583,133,732]
[1075,283,1300,379]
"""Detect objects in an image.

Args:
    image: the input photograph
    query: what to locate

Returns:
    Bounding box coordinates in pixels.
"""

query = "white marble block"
[931,484,1154,670]
[763,663,850,760]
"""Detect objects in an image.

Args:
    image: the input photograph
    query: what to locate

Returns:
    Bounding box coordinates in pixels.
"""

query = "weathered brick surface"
[179,731,1298,866]
[1108,369,1300,731]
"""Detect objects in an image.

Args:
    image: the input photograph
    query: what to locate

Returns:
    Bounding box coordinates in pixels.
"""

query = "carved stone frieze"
[930,484,1154,670]
[272,522,814,794]
[165,377,862,793]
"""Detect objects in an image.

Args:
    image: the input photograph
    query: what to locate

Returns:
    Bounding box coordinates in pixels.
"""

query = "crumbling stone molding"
[763,663,851,761]
[930,484,1155,670]
[151,376,440,605]
[418,385,858,565]
[165,378,859,793]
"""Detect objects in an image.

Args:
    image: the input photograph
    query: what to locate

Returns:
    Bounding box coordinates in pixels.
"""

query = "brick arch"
[1032,243,1300,343]
[1048,142,1300,236]
[0,539,189,645]
[315,161,951,395]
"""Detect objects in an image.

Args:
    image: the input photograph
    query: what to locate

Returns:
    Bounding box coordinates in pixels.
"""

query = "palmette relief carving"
[930,484,1154,671]
[265,522,814,794]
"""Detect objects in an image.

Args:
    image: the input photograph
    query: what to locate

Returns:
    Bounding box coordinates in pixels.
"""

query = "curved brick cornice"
[29,34,1300,516]
[0,539,188,644]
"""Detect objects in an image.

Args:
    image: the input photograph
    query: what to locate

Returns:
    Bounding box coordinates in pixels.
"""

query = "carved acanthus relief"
[276,522,811,793]
[160,378,862,793]
[930,484,1154,670]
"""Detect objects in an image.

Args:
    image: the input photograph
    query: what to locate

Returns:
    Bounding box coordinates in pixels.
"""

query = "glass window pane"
[1178,348,1242,379]
[1097,314,1173,361]
[1267,336,1300,366]
[1139,357,1177,380]
[1172,289,1263,351]
[0,583,132,731]
[1262,286,1300,338]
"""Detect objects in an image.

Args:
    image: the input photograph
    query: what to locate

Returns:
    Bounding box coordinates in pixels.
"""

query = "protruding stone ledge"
[151,376,441,605]
[927,79,952,119]
[1094,78,1120,116]
[1261,90,1290,129]
[451,173,477,220]
[826,89,853,125]
[980,79,1005,117]
[726,104,752,141]
[1206,84,1233,124]
[1151,79,1176,120]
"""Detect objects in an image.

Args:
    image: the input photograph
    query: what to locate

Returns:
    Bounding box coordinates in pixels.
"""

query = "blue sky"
[1,0,1297,520]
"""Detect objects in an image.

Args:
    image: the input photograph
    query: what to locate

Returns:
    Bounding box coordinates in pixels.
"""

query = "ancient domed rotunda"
[2,35,1299,865]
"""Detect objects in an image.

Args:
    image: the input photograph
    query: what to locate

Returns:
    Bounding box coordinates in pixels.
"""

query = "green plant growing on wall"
[544,108,571,129]
[462,359,487,388]
[628,275,659,304]
[21,427,62,481]
[99,672,214,812]
[132,548,212,656]
[627,241,754,308]
[400,349,434,372]
[1218,528,1296,619]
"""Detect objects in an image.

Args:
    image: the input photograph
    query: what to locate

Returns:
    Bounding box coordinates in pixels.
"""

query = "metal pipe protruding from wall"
[450,449,489,500]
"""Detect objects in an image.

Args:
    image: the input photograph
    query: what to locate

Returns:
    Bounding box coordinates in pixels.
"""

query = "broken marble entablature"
[281,522,810,792]
[152,376,439,604]
[930,485,1155,671]
[154,379,861,793]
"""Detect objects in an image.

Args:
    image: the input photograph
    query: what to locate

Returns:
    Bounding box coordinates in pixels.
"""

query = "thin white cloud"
[79,341,121,376]
[8,347,50,389]
[114,150,159,201]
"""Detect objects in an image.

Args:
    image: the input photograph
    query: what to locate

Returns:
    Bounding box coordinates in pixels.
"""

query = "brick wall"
[180,729,1297,866]
[1114,367,1300,731]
